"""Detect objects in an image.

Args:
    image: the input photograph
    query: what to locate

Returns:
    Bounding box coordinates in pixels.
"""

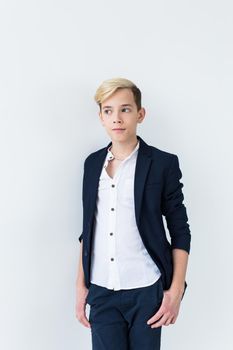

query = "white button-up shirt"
[90,140,161,290]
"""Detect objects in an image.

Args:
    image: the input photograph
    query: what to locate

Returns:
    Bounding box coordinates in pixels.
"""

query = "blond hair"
[94,77,142,111]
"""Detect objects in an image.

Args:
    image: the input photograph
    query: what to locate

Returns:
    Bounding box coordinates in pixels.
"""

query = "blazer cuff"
[171,240,191,254]
[78,232,83,243]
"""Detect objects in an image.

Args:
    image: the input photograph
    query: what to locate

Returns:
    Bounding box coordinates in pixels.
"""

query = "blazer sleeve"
[78,157,88,243]
[161,154,191,254]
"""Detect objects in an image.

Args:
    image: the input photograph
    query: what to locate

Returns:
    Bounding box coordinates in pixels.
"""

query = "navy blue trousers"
[86,276,164,350]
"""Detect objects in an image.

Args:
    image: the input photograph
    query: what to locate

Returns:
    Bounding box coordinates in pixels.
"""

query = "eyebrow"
[102,104,133,109]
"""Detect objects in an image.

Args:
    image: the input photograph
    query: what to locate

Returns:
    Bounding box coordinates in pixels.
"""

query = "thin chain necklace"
[110,152,124,161]
[109,141,139,161]
[109,147,126,161]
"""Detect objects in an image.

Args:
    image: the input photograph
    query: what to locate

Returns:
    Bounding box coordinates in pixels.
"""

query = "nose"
[113,112,122,123]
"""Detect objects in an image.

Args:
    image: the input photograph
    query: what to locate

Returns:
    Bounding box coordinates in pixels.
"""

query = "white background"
[0,1,232,349]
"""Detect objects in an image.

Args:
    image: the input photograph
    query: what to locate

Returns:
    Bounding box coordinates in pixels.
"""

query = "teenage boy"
[76,77,191,350]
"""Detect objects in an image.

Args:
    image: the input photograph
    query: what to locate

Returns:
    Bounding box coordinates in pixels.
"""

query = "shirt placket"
[107,171,122,290]
[105,142,139,290]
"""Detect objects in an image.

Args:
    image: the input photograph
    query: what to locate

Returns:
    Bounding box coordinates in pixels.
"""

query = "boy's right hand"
[75,286,91,328]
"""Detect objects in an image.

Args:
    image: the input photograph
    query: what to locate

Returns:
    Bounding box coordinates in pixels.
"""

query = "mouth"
[112,128,125,131]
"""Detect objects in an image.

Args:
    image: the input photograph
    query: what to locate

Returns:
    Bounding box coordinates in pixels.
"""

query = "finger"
[164,316,173,326]
[76,302,91,329]
[80,314,91,328]
[147,307,164,325]
[171,315,177,324]
[151,314,168,328]
[83,317,91,328]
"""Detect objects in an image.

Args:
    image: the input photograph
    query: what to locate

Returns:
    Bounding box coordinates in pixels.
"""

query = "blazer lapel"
[134,136,152,228]
[87,135,153,231]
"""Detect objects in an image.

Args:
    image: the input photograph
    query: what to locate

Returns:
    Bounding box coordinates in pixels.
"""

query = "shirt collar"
[106,140,140,163]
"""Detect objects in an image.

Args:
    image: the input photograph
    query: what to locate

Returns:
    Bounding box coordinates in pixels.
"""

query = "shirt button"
[110,232,113,236]
[111,184,115,187]
[111,208,115,211]
[110,258,114,261]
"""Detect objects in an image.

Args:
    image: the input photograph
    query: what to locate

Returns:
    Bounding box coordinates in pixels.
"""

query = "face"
[99,88,146,142]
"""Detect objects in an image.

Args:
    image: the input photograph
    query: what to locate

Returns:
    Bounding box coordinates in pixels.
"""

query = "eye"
[103,108,131,115]
[103,109,111,115]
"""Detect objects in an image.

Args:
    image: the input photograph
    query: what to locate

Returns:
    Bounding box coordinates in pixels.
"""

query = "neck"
[110,135,138,158]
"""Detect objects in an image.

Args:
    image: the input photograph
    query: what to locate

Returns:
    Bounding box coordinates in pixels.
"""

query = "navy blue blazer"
[78,135,191,299]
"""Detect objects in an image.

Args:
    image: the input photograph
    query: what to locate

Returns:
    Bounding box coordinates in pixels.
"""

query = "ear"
[99,111,105,126]
[138,107,146,123]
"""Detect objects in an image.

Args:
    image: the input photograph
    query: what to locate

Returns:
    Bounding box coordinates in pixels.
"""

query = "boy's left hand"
[146,287,184,328]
